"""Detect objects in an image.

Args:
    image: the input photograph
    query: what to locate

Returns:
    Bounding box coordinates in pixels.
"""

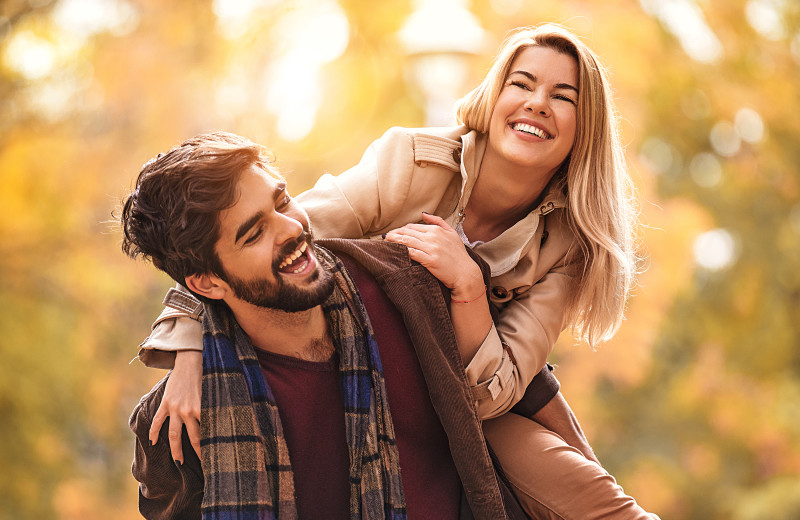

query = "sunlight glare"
[399,0,485,55]
[746,0,787,40]
[261,0,350,141]
[3,30,56,79]
[274,2,350,63]
[213,0,276,39]
[52,0,139,38]
[640,0,723,63]
[264,57,322,142]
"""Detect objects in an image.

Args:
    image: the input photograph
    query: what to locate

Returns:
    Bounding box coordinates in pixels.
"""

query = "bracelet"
[451,285,487,304]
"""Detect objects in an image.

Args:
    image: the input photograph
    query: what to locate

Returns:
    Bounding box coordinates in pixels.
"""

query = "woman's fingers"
[420,211,451,229]
[185,418,202,459]
[168,415,185,464]
[149,402,168,447]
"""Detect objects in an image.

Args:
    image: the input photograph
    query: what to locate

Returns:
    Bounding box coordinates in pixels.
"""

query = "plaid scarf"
[199,246,407,520]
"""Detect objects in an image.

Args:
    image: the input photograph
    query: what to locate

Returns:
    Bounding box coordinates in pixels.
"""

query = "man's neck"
[227,301,333,362]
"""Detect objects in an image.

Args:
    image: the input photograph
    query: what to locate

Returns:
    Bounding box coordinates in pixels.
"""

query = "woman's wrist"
[451,284,487,303]
[450,271,487,303]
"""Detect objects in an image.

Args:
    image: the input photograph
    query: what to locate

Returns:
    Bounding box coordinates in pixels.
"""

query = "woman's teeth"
[512,122,551,139]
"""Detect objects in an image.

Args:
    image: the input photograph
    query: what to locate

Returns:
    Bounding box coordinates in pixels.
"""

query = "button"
[452,147,462,164]
[492,286,508,298]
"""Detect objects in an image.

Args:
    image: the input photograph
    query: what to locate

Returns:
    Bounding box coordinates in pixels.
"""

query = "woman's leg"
[483,413,657,520]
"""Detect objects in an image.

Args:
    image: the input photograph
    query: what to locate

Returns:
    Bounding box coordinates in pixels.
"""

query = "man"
[123,131,538,519]
[121,132,645,519]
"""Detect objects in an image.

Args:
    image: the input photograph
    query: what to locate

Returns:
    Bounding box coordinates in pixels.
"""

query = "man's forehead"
[258,163,285,184]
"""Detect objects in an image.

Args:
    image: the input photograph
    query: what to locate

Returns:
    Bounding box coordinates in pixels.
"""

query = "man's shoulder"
[129,376,169,433]
[317,239,413,280]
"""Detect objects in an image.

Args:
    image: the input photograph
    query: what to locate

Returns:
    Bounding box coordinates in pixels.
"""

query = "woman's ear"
[185,273,228,300]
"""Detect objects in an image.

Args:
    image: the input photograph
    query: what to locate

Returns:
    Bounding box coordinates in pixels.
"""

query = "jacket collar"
[453,129,568,276]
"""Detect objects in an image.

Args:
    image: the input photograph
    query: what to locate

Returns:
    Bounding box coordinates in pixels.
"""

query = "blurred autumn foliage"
[1,0,799,518]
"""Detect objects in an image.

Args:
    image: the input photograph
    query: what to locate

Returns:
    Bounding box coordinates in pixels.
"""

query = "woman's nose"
[524,90,550,116]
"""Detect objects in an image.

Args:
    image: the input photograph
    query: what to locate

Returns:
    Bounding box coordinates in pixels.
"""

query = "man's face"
[213,164,334,312]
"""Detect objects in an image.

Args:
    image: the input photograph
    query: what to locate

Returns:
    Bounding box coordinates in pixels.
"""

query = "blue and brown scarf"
[199,246,407,519]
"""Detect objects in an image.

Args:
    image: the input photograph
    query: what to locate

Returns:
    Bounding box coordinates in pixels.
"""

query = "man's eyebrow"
[233,181,286,244]
[509,70,578,93]
[235,211,264,244]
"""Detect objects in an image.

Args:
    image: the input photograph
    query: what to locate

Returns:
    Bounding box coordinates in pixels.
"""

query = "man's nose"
[274,212,305,245]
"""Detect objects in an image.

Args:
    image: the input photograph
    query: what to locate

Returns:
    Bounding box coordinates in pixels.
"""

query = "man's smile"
[277,241,311,274]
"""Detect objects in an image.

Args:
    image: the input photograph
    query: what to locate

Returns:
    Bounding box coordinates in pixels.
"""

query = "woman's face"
[486,45,578,178]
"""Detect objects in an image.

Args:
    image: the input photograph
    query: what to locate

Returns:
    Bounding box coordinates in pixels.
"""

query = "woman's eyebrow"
[508,70,578,93]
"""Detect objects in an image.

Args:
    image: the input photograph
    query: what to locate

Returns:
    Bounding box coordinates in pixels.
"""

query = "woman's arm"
[137,287,205,464]
[386,213,579,421]
[149,349,202,464]
[384,213,493,367]
[467,265,576,419]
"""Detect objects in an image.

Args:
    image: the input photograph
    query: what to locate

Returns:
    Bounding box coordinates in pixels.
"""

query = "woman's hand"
[384,212,484,299]
[150,349,202,464]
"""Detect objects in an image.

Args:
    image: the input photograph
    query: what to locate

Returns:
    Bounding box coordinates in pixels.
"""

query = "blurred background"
[1,0,798,518]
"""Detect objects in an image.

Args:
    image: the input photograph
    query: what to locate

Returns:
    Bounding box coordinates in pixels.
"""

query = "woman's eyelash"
[511,80,530,90]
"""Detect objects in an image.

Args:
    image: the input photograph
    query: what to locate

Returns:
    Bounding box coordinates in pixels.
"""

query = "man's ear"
[185,273,228,300]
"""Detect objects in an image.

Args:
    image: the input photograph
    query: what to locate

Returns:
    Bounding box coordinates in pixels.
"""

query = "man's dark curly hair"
[120,131,276,287]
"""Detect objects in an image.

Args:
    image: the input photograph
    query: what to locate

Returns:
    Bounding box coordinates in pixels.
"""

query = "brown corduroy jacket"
[131,239,557,519]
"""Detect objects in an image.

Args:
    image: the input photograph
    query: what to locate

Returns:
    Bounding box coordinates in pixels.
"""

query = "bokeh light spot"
[693,229,737,271]
[640,137,682,176]
[709,121,741,157]
[735,107,765,143]
[690,152,723,188]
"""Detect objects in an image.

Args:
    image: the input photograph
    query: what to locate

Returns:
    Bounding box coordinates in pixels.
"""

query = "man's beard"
[223,233,335,312]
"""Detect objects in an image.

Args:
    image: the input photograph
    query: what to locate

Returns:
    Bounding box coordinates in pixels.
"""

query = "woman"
[140,24,653,518]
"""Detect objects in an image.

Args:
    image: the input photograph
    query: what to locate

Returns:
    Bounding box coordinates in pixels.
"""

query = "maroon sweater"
[254,255,461,519]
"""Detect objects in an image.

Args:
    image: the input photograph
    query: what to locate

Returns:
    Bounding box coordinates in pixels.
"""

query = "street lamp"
[398,0,487,126]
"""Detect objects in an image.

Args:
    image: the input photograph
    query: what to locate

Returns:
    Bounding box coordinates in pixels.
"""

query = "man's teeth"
[512,122,550,139]
[278,242,308,270]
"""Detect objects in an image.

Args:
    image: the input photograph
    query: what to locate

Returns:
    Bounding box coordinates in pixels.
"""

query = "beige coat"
[141,126,578,419]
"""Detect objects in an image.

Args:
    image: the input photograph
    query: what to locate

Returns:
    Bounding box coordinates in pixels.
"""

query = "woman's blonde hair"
[457,24,639,346]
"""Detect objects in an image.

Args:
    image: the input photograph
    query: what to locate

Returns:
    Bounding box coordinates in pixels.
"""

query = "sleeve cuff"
[510,364,560,418]
[138,316,204,369]
[465,323,516,402]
